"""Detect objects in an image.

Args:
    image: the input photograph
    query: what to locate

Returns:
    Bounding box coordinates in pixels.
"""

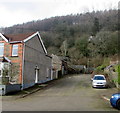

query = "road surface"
[1,74,118,111]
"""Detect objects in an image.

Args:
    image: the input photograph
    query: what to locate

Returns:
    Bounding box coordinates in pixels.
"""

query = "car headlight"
[93,82,97,84]
[103,82,106,84]
[111,96,114,98]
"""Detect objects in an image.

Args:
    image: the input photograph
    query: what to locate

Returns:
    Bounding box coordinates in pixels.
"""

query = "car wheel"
[116,99,120,110]
[110,101,117,108]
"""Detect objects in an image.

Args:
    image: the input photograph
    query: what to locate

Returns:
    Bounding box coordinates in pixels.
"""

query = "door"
[35,67,39,84]
[0,62,4,76]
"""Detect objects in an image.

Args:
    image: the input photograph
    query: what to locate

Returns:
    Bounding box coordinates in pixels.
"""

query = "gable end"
[23,32,47,54]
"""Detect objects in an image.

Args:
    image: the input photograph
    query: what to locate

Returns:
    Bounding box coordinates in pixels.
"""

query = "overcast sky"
[0,0,119,27]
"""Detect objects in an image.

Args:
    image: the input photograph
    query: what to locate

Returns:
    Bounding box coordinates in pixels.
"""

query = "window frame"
[0,43,4,57]
[12,44,18,57]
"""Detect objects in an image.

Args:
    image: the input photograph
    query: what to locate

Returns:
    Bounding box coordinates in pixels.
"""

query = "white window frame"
[12,45,18,56]
[0,43,4,57]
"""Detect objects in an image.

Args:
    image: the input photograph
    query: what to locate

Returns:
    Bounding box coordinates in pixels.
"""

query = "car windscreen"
[93,76,105,80]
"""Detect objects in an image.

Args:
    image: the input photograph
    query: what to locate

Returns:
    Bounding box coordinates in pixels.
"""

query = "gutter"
[9,41,22,44]
[46,54,52,59]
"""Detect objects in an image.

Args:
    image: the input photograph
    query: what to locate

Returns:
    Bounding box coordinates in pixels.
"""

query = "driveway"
[2,74,118,111]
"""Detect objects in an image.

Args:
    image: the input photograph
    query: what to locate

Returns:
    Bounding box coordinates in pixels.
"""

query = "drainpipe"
[21,43,25,90]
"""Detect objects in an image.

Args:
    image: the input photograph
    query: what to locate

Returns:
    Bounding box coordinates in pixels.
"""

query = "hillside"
[2,9,119,66]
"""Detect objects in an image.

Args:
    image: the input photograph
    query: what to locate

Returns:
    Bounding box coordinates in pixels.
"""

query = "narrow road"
[2,74,118,111]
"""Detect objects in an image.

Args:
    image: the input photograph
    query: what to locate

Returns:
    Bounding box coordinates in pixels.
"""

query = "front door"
[35,68,39,84]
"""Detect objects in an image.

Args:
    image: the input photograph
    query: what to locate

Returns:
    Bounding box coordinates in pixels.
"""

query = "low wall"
[0,76,9,85]
[0,84,21,95]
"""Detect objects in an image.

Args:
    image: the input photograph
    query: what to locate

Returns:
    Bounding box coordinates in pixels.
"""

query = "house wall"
[22,35,52,89]
[0,36,23,84]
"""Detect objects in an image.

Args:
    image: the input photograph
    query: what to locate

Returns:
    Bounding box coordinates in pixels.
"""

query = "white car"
[91,75,107,88]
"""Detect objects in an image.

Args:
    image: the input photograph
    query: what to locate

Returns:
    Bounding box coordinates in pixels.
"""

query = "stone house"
[51,54,68,78]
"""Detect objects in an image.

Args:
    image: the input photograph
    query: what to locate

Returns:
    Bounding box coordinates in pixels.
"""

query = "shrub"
[96,65,106,72]
[114,65,120,85]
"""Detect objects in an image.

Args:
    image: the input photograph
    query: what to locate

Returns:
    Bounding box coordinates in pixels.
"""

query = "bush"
[113,65,120,85]
[96,65,106,72]
[92,65,107,78]
[115,65,120,72]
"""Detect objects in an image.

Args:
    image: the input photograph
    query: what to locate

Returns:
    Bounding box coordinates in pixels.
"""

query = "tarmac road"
[1,74,119,111]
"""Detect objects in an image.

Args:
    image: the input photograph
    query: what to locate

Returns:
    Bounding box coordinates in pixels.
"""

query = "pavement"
[1,74,119,111]
[1,79,57,100]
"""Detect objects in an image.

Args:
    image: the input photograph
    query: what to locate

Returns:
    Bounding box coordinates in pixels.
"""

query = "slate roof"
[0,31,48,54]
[3,32,35,42]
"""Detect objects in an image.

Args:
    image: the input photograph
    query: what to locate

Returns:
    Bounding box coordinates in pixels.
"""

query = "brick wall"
[0,39,23,84]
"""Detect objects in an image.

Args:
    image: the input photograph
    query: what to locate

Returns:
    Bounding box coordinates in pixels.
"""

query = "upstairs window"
[0,43,4,56]
[12,45,18,56]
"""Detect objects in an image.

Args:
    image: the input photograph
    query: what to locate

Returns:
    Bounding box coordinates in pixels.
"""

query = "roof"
[105,65,113,70]
[71,65,86,69]
[3,32,35,42]
[94,75,105,77]
[0,57,11,63]
[0,31,47,54]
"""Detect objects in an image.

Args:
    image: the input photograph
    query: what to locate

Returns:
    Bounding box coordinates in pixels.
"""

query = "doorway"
[35,66,39,84]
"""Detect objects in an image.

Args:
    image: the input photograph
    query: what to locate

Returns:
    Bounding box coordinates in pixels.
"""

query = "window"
[0,63,2,76]
[0,43,4,56]
[93,76,105,80]
[12,45,18,56]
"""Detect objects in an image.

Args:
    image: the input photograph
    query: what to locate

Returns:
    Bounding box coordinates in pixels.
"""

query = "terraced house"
[0,32,52,95]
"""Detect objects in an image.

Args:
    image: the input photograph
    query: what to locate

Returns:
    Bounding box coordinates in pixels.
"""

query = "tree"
[92,17,100,35]
[75,35,89,57]
[60,40,68,56]
[93,31,118,56]
[47,46,59,55]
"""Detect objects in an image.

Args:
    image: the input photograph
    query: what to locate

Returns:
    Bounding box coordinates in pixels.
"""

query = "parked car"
[91,75,107,88]
[110,93,120,110]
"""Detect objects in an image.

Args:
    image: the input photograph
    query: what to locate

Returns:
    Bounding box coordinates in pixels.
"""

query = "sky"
[0,0,119,27]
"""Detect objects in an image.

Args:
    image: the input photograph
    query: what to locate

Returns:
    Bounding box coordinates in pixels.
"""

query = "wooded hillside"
[2,9,119,66]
